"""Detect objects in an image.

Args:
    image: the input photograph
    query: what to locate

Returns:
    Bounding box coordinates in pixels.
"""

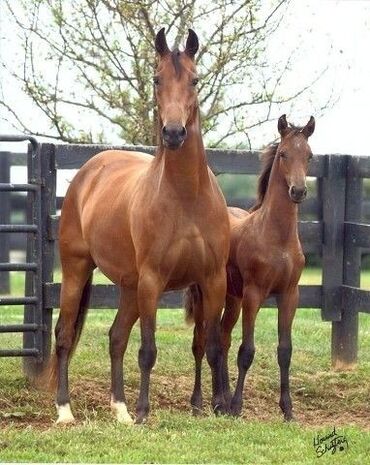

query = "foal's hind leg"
[220,295,242,408]
[276,288,298,421]
[231,285,261,416]
[190,310,206,415]
[55,256,94,424]
[109,287,139,424]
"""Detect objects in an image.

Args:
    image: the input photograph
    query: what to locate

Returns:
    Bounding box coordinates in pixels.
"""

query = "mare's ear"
[155,27,170,56]
[185,29,199,58]
[302,116,315,139]
[278,114,289,137]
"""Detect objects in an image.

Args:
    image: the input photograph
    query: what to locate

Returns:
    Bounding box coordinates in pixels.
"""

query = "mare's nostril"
[180,126,187,138]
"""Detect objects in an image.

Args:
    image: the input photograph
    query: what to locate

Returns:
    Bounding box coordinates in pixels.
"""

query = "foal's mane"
[249,125,305,212]
[249,143,278,212]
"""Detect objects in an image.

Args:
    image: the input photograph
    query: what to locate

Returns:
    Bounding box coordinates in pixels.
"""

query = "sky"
[1,0,370,157]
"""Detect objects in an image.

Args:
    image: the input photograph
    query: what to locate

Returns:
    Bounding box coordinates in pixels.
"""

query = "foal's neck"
[155,109,209,198]
[259,158,299,242]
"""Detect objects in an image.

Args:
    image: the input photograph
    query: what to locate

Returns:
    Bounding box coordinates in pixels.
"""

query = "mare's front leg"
[220,294,242,408]
[201,271,228,414]
[135,270,162,424]
[109,287,139,424]
[276,288,298,421]
[230,285,261,416]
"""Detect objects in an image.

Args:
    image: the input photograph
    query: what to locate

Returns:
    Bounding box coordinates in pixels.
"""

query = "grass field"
[0,269,370,464]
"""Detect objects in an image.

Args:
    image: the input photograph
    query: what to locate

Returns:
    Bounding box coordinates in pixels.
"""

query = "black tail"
[70,273,93,356]
[36,274,93,392]
[184,284,202,324]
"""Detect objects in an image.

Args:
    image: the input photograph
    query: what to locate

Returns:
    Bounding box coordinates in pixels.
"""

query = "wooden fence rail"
[0,142,369,376]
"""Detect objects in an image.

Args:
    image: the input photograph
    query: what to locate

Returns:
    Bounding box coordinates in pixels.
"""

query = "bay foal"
[48,28,229,424]
[186,115,315,420]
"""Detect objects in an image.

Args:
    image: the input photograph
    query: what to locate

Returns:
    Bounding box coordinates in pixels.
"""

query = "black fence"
[0,140,369,377]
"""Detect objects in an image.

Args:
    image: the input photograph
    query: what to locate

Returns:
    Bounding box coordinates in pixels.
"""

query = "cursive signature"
[313,427,349,458]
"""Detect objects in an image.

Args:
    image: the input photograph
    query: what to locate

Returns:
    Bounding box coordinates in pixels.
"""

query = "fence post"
[23,143,56,379]
[321,155,347,324]
[0,152,11,294]
[331,156,361,369]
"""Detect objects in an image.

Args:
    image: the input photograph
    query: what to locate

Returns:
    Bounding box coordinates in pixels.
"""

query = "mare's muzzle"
[162,124,187,150]
[289,185,307,203]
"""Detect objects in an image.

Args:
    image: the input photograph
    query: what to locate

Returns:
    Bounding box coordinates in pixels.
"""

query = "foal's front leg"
[135,271,162,424]
[276,288,298,421]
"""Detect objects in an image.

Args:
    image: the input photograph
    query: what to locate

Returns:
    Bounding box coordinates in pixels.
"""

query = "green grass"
[0,270,370,463]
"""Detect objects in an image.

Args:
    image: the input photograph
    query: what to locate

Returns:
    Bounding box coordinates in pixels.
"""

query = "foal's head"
[154,28,200,150]
[276,114,315,203]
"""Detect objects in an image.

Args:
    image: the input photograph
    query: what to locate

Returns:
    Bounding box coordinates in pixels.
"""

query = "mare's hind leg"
[109,287,139,424]
[230,285,261,416]
[55,255,94,424]
[220,294,242,408]
[276,288,298,421]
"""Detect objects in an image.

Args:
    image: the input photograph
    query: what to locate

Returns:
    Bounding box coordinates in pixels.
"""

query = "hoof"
[135,414,148,425]
[229,401,242,417]
[191,405,203,416]
[56,403,75,425]
[213,402,228,416]
[283,411,294,422]
[111,399,134,425]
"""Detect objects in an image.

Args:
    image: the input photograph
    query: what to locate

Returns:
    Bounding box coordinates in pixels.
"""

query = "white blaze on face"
[56,403,75,424]
[110,397,134,424]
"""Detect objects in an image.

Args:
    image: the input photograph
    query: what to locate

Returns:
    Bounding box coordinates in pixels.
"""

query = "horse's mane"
[249,124,305,212]
[249,143,278,212]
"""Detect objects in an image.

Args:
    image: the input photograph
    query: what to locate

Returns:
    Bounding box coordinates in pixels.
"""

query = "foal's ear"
[302,116,315,139]
[155,27,170,56]
[185,29,199,58]
[278,114,288,137]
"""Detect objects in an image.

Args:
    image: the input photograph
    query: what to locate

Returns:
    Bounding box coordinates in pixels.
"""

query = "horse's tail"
[184,284,202,324]
[36,274,93,392]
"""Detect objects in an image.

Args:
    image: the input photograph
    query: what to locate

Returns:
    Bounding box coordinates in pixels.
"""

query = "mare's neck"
[154,109,209,198]
[258,158,299,242]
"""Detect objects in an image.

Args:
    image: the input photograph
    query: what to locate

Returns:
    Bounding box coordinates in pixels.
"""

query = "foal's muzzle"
[162,124,187,150]
[289,185,307,203]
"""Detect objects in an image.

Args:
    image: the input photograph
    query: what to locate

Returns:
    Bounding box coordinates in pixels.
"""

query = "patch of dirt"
[1,373,369,430]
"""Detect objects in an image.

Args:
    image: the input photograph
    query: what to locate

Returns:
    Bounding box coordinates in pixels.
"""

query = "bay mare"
[44,28,229,425]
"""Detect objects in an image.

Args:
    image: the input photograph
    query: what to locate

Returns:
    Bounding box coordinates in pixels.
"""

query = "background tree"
[0,0,332,147]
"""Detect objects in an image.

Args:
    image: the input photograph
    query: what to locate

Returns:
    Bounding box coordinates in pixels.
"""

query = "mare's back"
[64,150,153,213]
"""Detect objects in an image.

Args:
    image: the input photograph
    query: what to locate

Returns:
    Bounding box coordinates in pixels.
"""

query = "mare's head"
[276,114,315,203]
[154,27,200,150]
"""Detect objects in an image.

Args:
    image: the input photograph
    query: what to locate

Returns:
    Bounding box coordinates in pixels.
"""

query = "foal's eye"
[279,151,287,159]
[153,76,160,85]
[191,77,199,86]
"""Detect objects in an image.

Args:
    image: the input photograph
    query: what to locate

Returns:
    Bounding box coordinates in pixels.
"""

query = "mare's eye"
[279,151,287,159]
[153,76,160,85]
[191,77,199,86]
[308,153,313,161]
